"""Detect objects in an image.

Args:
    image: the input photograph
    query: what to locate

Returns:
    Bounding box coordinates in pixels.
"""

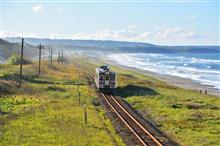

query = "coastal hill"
[2,38,220,58]
[0,39,20,58]
[0,38,39,59]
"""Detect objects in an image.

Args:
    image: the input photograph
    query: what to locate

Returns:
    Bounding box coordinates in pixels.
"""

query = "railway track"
[73,60,174,146]
[101,93,163,146]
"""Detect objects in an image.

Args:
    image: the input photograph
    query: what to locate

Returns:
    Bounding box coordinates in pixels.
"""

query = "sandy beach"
[108,60,220,97]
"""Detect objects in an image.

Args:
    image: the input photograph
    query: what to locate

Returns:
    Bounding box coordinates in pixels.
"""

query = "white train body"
[95,65,116,92]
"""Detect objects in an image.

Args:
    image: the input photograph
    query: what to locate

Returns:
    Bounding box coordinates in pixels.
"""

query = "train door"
[105,74,110,86]
[99,74,104,88]
[110,74,115,88]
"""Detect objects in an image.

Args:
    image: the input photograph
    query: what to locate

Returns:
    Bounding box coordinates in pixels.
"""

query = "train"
[95,65,116,92]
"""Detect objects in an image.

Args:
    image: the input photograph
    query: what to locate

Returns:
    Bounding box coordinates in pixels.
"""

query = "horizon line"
[2,36,220,46]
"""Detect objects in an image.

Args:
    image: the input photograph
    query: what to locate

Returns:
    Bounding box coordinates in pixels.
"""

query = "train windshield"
[110,75,115,81]
[106,75,109,81]
[100,66,108,70]
[100,75,104,80]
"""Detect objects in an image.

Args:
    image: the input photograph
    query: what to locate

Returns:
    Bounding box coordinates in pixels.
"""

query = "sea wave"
[108,53,220,90]
[0,56,6,64]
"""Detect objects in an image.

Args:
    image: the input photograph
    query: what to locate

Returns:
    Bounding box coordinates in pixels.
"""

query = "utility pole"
[19,38,24,88]
[83,104,87,125]
[78,90,81,107]
[50,48,53,67]
[38,44,42,76]
[58,50,60,65]
[61,50,63,64]
[77,82,80,106]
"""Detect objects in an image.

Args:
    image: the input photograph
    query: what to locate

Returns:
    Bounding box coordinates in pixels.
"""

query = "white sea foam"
[0,56,6,64]
[108,53,220,90]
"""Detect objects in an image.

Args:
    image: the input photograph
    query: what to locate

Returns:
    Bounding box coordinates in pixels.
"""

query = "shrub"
[7,54,31,65]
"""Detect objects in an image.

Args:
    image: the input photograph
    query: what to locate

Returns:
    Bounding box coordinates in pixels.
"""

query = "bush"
[7,54,31,65]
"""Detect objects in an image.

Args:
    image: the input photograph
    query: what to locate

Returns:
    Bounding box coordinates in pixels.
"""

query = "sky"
[0,0,219,45]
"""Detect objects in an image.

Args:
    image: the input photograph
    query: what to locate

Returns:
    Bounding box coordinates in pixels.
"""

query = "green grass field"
[0,61,125,146]
[1,57,220,146]
[111,65,220,146]
[79,58,220,146]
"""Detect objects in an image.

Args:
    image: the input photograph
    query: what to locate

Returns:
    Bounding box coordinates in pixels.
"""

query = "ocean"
[109,53,220,90]
[0,57,5,64]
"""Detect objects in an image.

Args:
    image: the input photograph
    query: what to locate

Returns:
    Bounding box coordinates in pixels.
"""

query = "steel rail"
[101,93,147,146]
[110,95,163,146]
[75,60,163,145]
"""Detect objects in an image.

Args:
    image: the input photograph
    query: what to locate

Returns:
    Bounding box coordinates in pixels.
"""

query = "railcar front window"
[100,75,104,80]
[110,75,115,81]
[106,75,109,81]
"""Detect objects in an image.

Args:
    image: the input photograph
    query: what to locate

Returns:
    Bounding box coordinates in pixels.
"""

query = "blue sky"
[0,0,219,45]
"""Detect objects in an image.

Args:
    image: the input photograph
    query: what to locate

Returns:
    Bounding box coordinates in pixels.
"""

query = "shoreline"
[108,60,220,97]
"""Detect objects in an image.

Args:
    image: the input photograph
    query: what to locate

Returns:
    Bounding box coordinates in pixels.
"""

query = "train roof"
[96,65,115,74]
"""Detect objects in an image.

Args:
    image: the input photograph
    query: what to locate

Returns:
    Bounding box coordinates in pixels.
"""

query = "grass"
[0,60,125,146]
[1,56,220,146]
[109,65,220,146]
[77,57,220,145]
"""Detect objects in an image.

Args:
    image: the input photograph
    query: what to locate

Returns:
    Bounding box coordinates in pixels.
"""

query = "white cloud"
[67,25,151,42]
[50,33,55,39]
[2,26,213,45]
[1,30,39,38]
[32,5,43,13]
[68,28,213,45]
[140,32,152,39]
[154,27,207,40]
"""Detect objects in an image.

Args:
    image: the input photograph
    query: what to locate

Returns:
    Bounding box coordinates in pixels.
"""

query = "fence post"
[38,44,42,76]
[50,48,53,67]
[77,82,81,106]
[84,104,87,125]
[58,50,60,65]
[78,90,81,107]
[61,50,63,64]
[19,38,24,88]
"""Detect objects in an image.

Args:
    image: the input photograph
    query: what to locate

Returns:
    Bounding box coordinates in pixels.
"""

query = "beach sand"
[109,60,220,97]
